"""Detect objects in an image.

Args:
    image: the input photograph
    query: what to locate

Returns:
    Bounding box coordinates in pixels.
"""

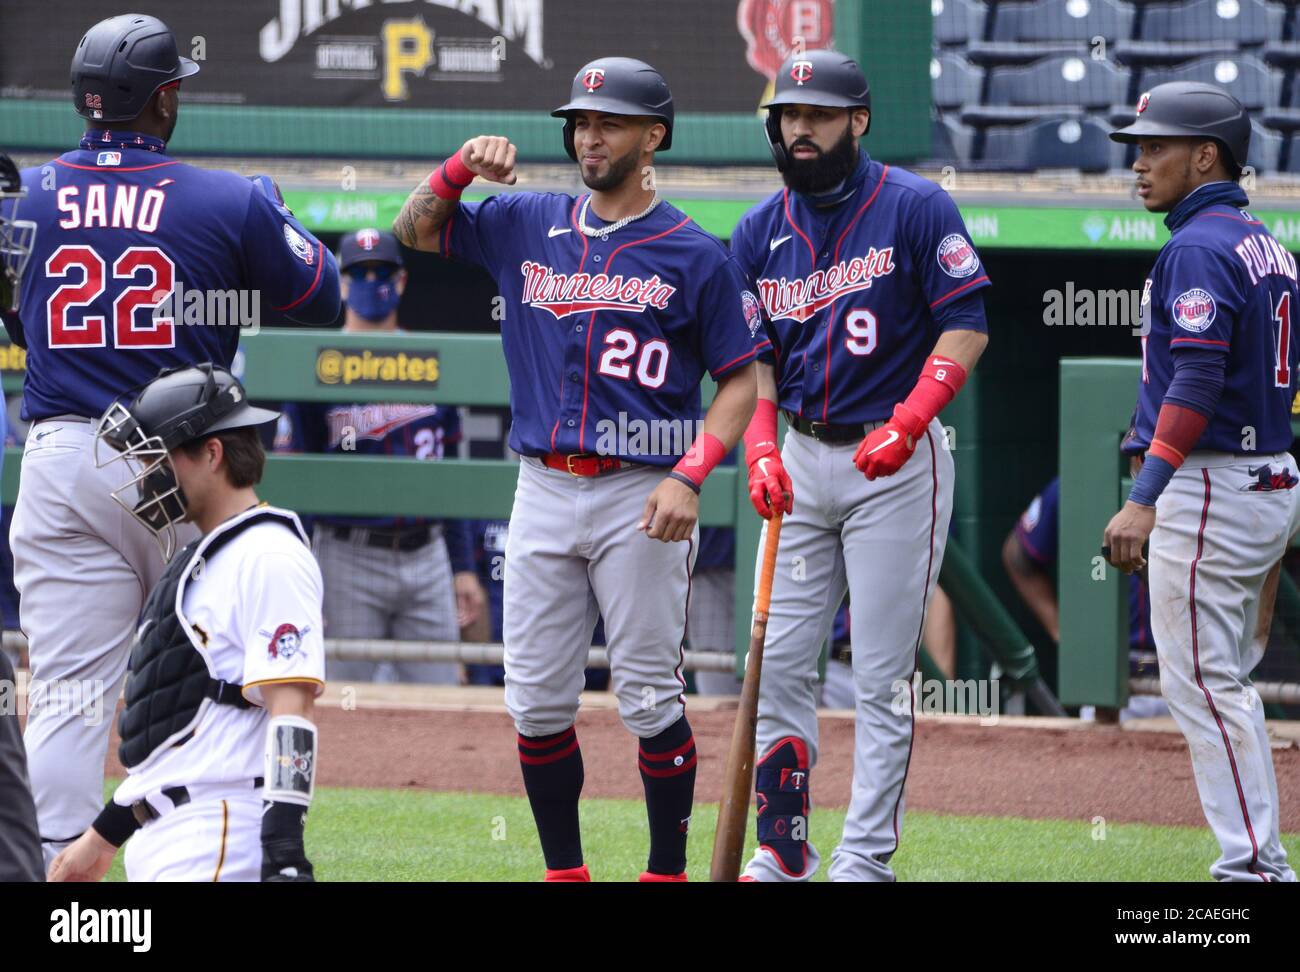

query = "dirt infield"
[104,686,1300,831]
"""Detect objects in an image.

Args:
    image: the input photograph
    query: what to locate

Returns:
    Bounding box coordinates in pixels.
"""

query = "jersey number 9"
[844,309,878,356]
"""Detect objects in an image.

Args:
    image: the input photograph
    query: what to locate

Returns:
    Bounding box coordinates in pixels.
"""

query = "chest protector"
[117,507,309,770]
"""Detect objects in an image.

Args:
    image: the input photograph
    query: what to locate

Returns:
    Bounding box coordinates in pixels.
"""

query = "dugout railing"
[1058,358,1300,710]
[0,330,1058,708]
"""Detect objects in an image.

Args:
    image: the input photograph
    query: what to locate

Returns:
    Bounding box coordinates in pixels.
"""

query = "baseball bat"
[709,512,782,882]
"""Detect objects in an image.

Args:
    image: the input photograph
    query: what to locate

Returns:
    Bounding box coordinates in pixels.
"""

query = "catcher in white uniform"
[48,364,324,882]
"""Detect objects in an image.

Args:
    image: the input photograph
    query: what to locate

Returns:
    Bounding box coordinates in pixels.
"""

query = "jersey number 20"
[598,328,670,388]
[45,244,175,349]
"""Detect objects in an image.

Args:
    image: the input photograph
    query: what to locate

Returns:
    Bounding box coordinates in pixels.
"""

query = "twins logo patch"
[937,234,979,278]
[263,622,310,660]
[283,224,315,266]
[1172,288,1216,333]
[741,290,762,337]
[96,151,121,167]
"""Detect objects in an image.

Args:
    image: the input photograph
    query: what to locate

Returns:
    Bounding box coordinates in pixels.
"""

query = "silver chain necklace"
[577,192,661,240]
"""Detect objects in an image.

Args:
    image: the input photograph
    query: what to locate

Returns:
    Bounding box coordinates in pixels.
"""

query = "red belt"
[542,453,624,477]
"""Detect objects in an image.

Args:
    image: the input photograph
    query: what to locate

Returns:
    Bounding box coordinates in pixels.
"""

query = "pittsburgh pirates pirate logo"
[261,622,311,660]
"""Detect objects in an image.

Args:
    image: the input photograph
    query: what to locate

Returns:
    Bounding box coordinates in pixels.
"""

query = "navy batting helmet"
[1110,82,1251,173]
[552,57,674,161]
[762,49,872,171]
[71,14,199,123]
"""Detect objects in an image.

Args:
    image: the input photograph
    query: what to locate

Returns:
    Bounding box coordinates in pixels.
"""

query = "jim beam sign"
[258,0,547,102]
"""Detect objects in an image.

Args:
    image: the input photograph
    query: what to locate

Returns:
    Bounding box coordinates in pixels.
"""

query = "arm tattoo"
[393,181,456,252]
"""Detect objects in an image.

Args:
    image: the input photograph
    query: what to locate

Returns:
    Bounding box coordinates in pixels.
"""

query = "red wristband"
[743,399,779,466]
[674,432,728,489]
[428,153,475,200]
[899,356,968,430]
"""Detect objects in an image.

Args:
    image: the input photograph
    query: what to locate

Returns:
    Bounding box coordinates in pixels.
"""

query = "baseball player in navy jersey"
[277,229,485,685]
[394,57,766,881]
[1,15,338,869]
[1105,82,1300,881]
[731,50,990,882]
[49,364,323,882]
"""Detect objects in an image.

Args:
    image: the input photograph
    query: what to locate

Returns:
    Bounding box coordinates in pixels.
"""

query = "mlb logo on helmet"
[790,59,814,85]
[1172,288,1216,332]
[356,228,381,251]
[937,234,979,278]
[1136,91,1150,114]
[583,68,605,92]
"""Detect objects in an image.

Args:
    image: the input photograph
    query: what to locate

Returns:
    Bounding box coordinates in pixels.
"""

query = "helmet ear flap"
[765,108,789,172]
[562,117,578,162]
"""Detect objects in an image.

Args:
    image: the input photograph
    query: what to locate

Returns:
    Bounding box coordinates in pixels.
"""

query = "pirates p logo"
[791,59,814,85]
[583,68,605,92]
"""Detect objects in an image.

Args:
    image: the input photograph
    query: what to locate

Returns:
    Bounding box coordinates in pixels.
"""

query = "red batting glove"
[747,450,793,519]
[743,399,792,518]
[854,404,927,480]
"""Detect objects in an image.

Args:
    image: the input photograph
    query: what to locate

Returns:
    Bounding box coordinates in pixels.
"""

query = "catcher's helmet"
[552,57,674,161]
[95,363,279,559]
[0,153,36,318]
[1110,82,1250,172]
[71,14,199,122]
[762,49,871,171]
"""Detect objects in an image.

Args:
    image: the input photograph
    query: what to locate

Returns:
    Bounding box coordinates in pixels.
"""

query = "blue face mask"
[346,266,401,321]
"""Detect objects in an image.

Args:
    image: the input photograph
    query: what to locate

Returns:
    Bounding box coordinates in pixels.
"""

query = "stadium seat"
[933,0,989,46]
[991,0,1135,43]
[1144,54,1281,111]
[961,103,1087,126]
[1138,0,1282,47]
[1112,40,1238,67]
[1263,107,1300,132]
[987,55,1129,108]
[1262,41,1300,69]
[932,51,984,110]
[1246,120,1283,172]
[966,40,1083,66]
[931,113,978,164]
[980,113,1113,170]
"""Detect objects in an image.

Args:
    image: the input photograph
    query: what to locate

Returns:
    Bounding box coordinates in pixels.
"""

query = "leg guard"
[755,736,811,878]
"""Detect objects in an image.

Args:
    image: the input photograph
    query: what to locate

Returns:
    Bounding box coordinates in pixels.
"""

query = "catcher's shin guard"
[754,736,811,877]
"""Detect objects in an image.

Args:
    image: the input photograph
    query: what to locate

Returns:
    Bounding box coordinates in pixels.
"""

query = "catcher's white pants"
[742,421,953,883]
[1148,451,1300,883]
[125,794,262,882]
[11,419,195,868]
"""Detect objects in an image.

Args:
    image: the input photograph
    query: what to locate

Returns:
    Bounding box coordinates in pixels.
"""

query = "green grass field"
[102,784,1300,881]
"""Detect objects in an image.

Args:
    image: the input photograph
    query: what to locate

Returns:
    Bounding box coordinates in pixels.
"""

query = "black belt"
[783,411,886,443]
[332,523,432,551]
[829,643,852,664]
[131,777,265,827]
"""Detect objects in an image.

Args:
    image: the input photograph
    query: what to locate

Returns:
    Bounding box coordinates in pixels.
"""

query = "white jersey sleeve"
[238,544,326,706]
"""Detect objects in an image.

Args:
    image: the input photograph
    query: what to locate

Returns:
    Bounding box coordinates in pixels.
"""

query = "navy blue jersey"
[3,134,338,421]
[276,400,465,545]
[443,193,769,462]
[731,152,989,423]
[1132,195,1300,454]
[1015,477,1154,654]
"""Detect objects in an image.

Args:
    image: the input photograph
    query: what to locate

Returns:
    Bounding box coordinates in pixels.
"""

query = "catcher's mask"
[94,362,278,560]
[0,153,36,314]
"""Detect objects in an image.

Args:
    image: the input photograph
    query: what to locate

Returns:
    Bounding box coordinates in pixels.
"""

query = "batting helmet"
[0,153,36,319]
[95,363,279,559]
[71,14,200,123]
[762,49,872,171]
[1110,82,1251,172]
[551,57,674,161]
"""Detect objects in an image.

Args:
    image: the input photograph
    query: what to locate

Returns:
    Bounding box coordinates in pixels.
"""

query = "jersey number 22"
[45,244,175,349]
